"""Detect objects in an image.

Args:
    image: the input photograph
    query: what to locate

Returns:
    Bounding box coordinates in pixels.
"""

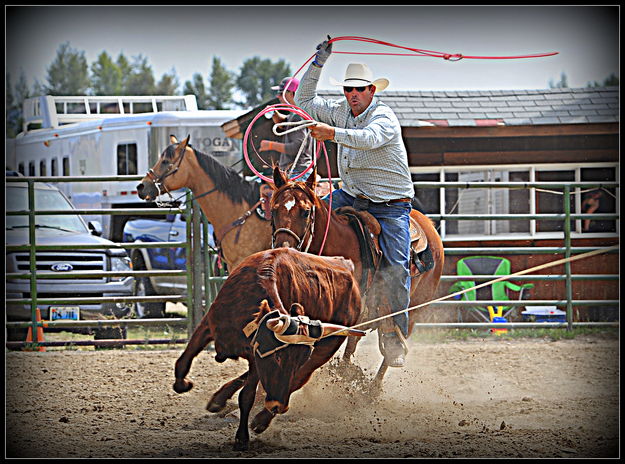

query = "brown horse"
[270,166,444,384]
[136,135,272,268]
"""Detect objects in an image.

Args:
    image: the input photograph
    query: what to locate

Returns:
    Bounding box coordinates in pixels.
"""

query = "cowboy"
[259,77,315,181]
[294,37,415,368]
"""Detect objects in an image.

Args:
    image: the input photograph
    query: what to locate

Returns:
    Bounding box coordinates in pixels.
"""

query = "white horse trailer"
[10,95,245,240]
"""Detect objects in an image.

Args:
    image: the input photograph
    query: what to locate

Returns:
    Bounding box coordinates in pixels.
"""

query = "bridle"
[271,185,316,253]
[144,143,218,207]
[145,143,188,207]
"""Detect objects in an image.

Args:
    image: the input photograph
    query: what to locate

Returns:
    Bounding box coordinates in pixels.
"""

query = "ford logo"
[51,263,73,272]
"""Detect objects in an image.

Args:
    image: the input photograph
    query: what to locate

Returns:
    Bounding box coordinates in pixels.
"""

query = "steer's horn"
[266,315,290,334]
[321,323,366,338]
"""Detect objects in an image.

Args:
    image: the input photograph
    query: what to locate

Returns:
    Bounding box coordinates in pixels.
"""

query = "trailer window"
[117,143,138,175]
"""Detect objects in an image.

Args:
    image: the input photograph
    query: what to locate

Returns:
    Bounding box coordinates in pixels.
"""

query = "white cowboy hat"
[329,63,389,92]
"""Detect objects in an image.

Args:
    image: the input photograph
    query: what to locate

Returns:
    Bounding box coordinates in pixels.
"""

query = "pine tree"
[183,73,208,109]
[156,69,181,95]
[45,42,90,95]
[236,57,291,108]
[91,51,122,95]
[206,57,235,110]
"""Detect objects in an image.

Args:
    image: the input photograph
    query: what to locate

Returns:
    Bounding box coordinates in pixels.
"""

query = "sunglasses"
[343,86,369,93]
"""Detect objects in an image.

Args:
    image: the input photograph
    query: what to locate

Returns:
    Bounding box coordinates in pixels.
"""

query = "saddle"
[336,206,434,281]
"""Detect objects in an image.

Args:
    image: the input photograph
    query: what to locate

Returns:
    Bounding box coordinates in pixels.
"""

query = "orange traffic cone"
[25,308,46,352]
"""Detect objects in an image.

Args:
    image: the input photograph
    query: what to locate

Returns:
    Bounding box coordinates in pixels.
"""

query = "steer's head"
[254,300,312,415]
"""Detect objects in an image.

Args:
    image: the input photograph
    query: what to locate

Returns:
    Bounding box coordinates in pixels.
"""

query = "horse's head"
[137,135,193,204]
[270,166,319,251]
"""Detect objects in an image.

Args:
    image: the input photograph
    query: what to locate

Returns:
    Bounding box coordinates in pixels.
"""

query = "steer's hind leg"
[233,363,259,451]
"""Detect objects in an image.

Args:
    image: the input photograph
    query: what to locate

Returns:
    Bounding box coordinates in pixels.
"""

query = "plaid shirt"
[295,64,415,203]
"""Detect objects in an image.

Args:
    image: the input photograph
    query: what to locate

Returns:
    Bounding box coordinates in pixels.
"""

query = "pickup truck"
[122,212,217,318]
[5,178,134,341]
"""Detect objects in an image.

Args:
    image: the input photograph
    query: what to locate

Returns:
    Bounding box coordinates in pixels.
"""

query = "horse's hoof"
[251,409,275,434]
[233,440,249,451]
[173,379,193,394]
[206,398,226,413]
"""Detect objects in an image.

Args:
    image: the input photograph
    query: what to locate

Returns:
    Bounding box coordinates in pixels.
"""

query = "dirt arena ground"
[6,331,619,459]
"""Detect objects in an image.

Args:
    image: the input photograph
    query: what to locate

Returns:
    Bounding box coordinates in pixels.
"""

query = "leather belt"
[357,194,411,205]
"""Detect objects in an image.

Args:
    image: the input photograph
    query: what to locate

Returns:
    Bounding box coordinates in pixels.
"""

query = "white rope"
[272,119,317,136]
[321,244,620,338]
[272,119,317,178]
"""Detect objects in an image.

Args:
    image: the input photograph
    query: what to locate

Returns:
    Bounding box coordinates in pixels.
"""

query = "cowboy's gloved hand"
[309,122,335,142]
[313,35,333,67]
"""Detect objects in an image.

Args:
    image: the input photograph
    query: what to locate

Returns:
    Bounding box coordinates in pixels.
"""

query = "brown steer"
[173,247,362,451]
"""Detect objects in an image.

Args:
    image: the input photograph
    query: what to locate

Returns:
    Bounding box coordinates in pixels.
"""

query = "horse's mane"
[188,146,260,206]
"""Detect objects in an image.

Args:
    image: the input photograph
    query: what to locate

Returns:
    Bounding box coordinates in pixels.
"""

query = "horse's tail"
[173,317,214,394]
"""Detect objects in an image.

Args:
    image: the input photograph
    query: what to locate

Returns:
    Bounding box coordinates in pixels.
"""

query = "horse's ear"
[170,135,179,144]
[180,134,191,149]
[273,165,288,189]
[305,165,317,191]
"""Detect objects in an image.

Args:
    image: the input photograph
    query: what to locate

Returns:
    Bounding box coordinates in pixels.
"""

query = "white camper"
[10,95,245,240]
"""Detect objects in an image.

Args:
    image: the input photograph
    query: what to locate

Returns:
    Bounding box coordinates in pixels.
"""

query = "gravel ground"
[5,332,619,458]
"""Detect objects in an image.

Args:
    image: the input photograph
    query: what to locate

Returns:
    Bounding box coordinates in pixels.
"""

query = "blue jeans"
[323,189,411,336]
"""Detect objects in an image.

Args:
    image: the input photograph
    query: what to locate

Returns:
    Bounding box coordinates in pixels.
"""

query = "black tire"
[6,327,29,345]
[94,326,127,349]
[132,254,166,319]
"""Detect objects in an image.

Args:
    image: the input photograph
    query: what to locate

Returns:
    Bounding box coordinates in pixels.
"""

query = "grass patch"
[411,326,619,343]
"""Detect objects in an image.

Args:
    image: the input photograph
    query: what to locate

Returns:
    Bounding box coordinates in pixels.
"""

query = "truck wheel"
[94,326,127,349]
[132,254,166,319]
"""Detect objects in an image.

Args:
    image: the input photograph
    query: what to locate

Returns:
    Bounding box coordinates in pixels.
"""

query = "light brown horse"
[270,166,444,384]
[136,135,272,268]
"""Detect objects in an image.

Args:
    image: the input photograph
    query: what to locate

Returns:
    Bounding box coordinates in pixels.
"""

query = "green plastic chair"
[449,256,534,322]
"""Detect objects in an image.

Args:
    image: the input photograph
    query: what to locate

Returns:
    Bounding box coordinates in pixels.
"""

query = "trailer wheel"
[132,254,166,319]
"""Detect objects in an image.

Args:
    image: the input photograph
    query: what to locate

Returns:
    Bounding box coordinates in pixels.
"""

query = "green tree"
[156,68,181,95]
[183,73,208,109]
[6,71,32,137]
[206,56,235,110]
[91,51,122,95]
[116,53,132,95]
[587,72,619,88]
[45,42,90,95]
[124,54,156,95]
[6,73,18,137]
[549,72,569,89]
[236,56,291,108]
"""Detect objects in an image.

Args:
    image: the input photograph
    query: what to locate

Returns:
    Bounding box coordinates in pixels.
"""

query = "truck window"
[117,143,138,175]
[62,157,70,176]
